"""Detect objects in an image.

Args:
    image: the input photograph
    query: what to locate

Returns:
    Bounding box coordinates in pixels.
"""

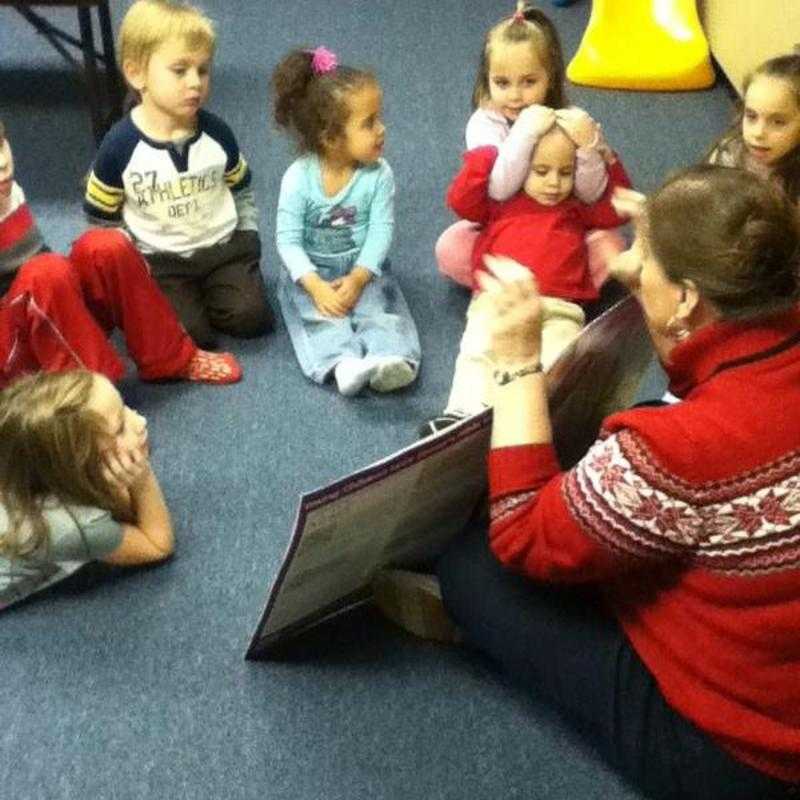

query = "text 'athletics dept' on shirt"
[84,110,250,256]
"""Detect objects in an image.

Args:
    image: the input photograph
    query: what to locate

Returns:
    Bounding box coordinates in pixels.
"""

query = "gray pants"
[146,230,273,348]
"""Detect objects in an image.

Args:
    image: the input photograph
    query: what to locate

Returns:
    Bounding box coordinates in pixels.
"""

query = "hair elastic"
[308,46,338,75]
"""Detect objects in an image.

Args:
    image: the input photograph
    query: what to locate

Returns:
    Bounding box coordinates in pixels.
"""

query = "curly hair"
[271,49,377,154]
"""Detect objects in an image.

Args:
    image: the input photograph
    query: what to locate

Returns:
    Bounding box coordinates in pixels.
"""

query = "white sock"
[369,357,417,393]
[334,357,376,397]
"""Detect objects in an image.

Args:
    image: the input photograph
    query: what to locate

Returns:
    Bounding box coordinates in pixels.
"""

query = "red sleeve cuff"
[488,444,561,498]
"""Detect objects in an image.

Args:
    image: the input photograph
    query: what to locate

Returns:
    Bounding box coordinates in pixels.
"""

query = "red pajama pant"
[0,228,197,387]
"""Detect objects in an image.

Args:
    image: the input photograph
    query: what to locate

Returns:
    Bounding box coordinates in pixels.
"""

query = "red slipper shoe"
[181,350,242,385]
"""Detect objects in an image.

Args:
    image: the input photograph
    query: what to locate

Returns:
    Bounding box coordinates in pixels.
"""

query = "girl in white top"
[436,1,624,288]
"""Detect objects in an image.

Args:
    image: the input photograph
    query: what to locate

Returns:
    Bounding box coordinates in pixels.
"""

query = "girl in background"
[271,48,420,397]
[0,370,174,611]
[708,51,800,202]
[436,1,624,288]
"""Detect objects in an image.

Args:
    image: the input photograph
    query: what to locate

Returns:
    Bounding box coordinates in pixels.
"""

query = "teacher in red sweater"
[436,165,800,800]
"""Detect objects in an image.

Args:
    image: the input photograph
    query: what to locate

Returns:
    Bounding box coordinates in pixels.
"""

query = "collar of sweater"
[666,304,800,397]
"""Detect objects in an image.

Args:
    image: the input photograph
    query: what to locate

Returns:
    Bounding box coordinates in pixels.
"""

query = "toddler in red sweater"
[423,114,632,435]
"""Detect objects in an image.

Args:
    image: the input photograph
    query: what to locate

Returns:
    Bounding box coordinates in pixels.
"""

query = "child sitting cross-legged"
[422,110,632,437]
[0,118,240,388]
[84,0,273,350]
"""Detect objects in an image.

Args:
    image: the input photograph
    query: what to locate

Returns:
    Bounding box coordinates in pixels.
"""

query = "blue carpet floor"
[0,2,732,798]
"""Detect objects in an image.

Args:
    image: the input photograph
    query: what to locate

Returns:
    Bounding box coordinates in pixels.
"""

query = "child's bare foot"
[181,350,242,384]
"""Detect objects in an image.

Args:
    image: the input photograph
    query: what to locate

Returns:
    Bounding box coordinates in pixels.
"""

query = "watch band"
[493,362,543,385]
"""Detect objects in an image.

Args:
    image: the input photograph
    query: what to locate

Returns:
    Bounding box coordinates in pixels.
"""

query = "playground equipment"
[567,0,715,91]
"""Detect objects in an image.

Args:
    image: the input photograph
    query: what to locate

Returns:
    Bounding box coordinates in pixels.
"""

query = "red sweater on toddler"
[487,308,800,783]
[446,146,631,301]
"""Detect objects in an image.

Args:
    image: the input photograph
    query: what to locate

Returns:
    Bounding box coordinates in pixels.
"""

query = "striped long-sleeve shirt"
[0,182,46,292]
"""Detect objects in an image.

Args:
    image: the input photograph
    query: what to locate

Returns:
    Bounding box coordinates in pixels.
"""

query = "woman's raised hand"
[611,186,646,220]
[477,254,543,367]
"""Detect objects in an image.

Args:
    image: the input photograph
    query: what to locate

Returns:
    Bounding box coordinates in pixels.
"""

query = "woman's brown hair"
[472,2,567,111]
[0,371,131,559]
[645,164,800,321]
[271,49,377,155]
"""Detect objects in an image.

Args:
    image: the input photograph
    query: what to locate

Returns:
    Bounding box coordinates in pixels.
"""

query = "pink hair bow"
[309,46,338,75]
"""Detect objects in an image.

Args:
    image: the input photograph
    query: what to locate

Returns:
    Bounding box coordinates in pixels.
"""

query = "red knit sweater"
[488,307,800,783]
[446,146,631,300]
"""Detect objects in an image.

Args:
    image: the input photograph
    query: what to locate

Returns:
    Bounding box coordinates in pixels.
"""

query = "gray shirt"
[0,499,123,610]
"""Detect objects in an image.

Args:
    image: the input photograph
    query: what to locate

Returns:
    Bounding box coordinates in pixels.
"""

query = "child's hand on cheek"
[101,440,150,497]
[332,266,372,313]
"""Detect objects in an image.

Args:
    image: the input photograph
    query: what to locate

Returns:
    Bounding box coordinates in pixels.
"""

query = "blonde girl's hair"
[271,49,377,155]
[0,371,131,560]
[472,2,567,110]
[708,50,800,202]
[118,0,216,73]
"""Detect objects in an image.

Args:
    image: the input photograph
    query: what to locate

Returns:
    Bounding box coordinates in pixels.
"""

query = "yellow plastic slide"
[567,0,715,91]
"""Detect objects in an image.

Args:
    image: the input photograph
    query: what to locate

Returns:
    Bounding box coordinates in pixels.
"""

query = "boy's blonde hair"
[119,0,216,71]
[0,371,131,560]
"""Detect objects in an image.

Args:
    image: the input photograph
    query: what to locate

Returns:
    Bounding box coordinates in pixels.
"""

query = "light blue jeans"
[278,261,421,384]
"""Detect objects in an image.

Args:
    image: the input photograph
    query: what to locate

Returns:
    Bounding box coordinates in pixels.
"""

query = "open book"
[246,295,653,658]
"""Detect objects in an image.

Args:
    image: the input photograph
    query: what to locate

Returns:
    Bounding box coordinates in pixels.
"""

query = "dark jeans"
[436,517,797,800]
[146,229,273,349]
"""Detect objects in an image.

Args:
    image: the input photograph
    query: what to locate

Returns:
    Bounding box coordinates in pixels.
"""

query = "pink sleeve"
[574,147,609,204]
[465,109,534,201]
[580,158,633,230]
[465,109,507,150]
[487,120,540,200]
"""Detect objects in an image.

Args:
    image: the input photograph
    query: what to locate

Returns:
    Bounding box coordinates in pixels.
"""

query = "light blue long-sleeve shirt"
[276,155,394,283]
